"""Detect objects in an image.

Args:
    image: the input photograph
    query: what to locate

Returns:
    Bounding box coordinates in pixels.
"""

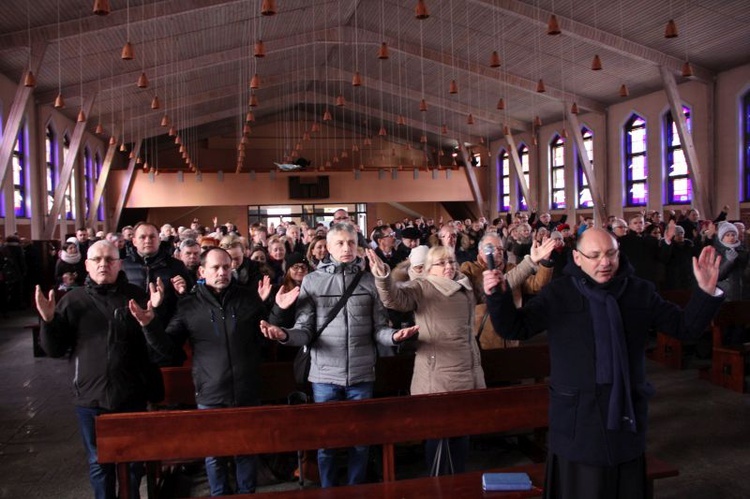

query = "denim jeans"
[198,404,257,496]
[311,382,374,488]
[75,405,144,499]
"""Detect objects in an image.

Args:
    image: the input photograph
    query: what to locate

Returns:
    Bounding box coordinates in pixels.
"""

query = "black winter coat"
[165,282,269,407]
[486,257,723,466]
[41,274,167,410]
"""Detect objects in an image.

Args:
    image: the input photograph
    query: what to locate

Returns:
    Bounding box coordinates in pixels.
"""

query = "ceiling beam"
[111,139,143,230]
[471,0,713,82]
[566,109,607,224]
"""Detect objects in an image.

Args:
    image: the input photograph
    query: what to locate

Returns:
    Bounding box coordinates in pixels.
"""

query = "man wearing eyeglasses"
[483,228,724,498]
[35,240,173,499]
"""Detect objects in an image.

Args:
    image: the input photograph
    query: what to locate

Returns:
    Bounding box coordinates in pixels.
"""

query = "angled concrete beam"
[565,109,608,224]
[503,131,533,212]
[111,139,143,230]
[86,139,118,228]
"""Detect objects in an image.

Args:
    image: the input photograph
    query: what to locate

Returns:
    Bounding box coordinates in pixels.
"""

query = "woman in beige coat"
[367,245,484,475]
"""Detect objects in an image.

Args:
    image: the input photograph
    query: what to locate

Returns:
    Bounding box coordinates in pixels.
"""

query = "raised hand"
[482,269,507,295]
[128,299,155,326]
[257,275,272,302]
[149,277,165,308]
[530,237,557,264]
[365,248,387,277]
[276,286,300,310]
[35,285,56,322]
[259,320,288,341]
[171,275,187,295]
[393,324,419,342]
[693,245,721,295]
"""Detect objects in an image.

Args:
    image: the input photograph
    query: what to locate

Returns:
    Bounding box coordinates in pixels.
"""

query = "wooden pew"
[97,383,677,499]
[652,290,693,369]
[706,301,750,393]
[158,344,552,407]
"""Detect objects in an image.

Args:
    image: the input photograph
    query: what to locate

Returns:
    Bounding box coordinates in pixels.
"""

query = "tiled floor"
[1,309,748,498]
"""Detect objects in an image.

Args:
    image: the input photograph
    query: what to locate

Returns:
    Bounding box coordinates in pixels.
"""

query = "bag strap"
[309,270,363,345]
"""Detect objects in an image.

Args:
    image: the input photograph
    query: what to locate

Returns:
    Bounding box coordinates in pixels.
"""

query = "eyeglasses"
[88,256,119,264]
[612,225,627,230]
[290,264,308,271]
[577,249,619,262]
[334,216,350,221]
[432,259,457,267]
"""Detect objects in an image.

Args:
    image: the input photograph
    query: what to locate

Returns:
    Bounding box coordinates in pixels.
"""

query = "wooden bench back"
[97,384,549,464]
[159,344,551,406]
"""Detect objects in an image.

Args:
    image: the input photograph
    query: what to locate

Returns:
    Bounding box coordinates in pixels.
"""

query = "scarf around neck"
[571,272,637,433]
[60,249,81,264]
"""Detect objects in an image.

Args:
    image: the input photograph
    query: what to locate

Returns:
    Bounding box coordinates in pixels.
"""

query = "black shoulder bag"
[293,271,363,384]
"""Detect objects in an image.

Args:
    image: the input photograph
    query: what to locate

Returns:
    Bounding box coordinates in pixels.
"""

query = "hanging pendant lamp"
[536,79,546,93]
[377,42,389,59]
[151,95,160,109]
[335,94,345,107]
[547,14,561,35]
[449,80,458,94]
[415,0,429,19]
[419,99,428,112]
[254,40,266,58]
[496,98,505,110]
[23,70,36,87]
[664,19,678,38]
[591,54,602,71]
[261,0,277,16]
[619,84,629,97]
[77,109,86,122]
[54,93,65,109]
[137,72,149,88]
[121,41,134,60]
[534,115,542,127]
[681,61,694,78]
[352,71,362,86]
[95,122,104,134]
[570,102,579,114]
[160,114,169,127]
[92,0,110,15]
[489,51,501,68]
[250,73,261,89]
[246,111,255,122]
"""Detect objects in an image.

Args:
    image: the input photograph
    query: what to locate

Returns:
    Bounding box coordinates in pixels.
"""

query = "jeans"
[75,405,144,499]
[311,382,374,488]
[198,404,257,495]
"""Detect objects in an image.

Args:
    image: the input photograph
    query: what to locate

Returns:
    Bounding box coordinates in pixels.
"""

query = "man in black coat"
[163,248,293,495]
[35,240,171,499]
[483,228,723,499]
[121,222,191,329]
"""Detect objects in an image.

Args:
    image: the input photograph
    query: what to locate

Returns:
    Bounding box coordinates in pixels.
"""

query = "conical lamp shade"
[489,51,501,68]
[335,94,345,107]
[378,126,387,137]
[619,84,629,97]
[534,115,542,127]
[397,115,406,126]
[377,42,389,59]
[250,73,260,89]
[245,111,255,122]
[77,109,86,122]
[570,102,579,114]
[261,0,277,16]
[119,143,127,152]
[420,134,428,143]
[322,109,332,121]
[503,125,510,135]
[23,70,36,87]
[664,19,678,38]
[121,41,134,60]
[168,126,177,137]
[137,72,149,88]
[681,61,694,78]
[109,136,117,145]
[415,0,429,19]
[363,137,372,146]
[93,0,110,15]
[243,124,251,136]
[249,94,259,107]
[467,114,474,125]
[151,95,160,109]
[54,93,65,109]
[591,54,602,71]
[311,122,320,133]
[496,98,505,110]
[160,114,170,127]
[441,124,448,134]
[449,80,458,94]
[352,71,362,86]
[419,99,427,112]
[536,79,546,93]
[547,14,561,35]
[95,122,104,134]
[254,40,266,58]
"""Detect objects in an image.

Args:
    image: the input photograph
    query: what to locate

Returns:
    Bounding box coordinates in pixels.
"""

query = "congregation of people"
[24,204,741,498]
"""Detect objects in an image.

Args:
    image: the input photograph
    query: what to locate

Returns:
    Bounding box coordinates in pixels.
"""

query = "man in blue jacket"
[483,228,723,499]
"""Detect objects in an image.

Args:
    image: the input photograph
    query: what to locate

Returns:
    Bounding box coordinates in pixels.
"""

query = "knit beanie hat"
[409,245,429,267]
[673,225,685,236]
[718,221,738,241]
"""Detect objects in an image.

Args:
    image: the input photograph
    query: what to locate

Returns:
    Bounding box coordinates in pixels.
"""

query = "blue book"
[481,472,533,491]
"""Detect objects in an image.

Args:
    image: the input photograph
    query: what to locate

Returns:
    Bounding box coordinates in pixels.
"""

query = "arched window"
[84,147,93,219]
[497,148,510,212]
[576,127,594,208]
[517,143,529,211]
[743,91,750,201]
[12,125,28,218]
[664,106,692,204]
[95,152,104,221]
[624,114,647,207]
[63,133,76,220]
[549,134,565,209]
[46,125,57,214]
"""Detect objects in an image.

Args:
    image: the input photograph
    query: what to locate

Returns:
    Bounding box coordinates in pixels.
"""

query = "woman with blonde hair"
[367,245,483,476]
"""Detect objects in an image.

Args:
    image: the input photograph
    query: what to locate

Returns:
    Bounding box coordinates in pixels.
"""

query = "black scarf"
[570,267,637,433]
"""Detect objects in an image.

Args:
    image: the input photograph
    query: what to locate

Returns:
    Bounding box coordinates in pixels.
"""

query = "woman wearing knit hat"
[714,221,750,345]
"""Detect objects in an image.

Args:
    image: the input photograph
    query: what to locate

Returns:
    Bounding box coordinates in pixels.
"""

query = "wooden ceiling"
[1,0,748,172]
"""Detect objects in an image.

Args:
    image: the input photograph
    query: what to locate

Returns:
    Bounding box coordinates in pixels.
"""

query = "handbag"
[293,271,363,384]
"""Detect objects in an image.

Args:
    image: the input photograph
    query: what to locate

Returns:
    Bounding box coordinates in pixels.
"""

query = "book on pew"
[481,472,533,491]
